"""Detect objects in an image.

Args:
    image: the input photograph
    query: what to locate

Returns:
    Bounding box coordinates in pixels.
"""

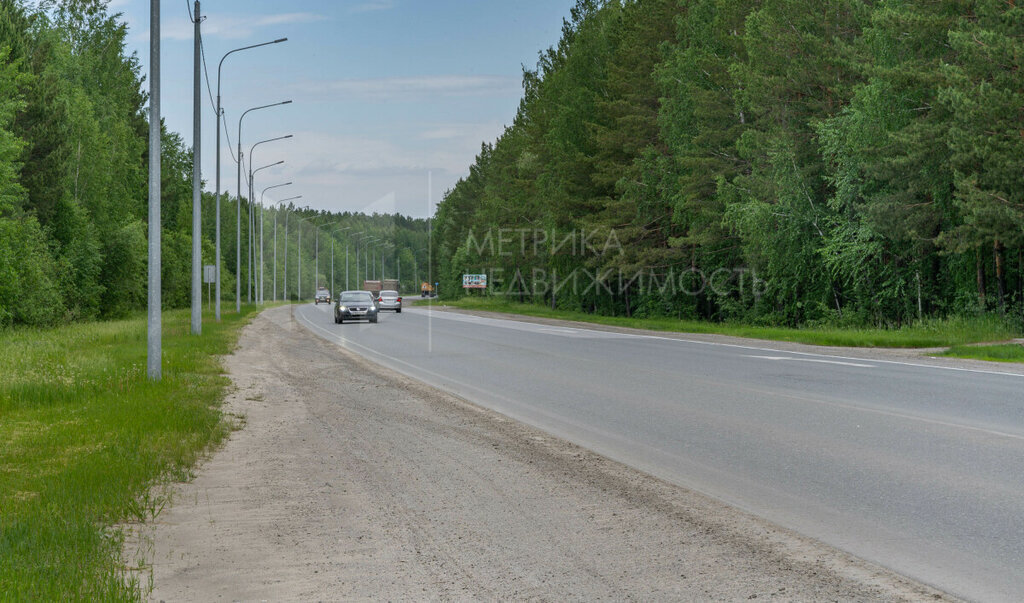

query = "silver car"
[377,290,402,313]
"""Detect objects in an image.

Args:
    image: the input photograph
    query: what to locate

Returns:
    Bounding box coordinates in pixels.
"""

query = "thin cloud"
[304,75,521,101]
[162,12,327,41]
[350,0,395,13]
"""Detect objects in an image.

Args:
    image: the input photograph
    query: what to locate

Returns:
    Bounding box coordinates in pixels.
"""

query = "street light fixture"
[273,195,302,302]
[314,220,341,298]
[247,136,291,303]
[258,182,292,304]
[330,226,352,297]
[250,162,285,304]
[349,231,367,290]
[216,36,287,319]
[236,99,291,308]
[296,215,317,302]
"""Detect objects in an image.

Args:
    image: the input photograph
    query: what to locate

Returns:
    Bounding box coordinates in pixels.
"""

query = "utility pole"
[147,0,161,380]
[259,202,264,304]
[190,0,201,335]
[283,211,289,301]
[236,147,243,312]
[345,244,349,291]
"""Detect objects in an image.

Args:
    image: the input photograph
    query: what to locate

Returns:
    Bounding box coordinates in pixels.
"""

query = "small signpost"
[204,265,216,310]
[462,274,487,289]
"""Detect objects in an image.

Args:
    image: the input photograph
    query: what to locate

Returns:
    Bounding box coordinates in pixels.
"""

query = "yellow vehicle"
[421,282,436,297]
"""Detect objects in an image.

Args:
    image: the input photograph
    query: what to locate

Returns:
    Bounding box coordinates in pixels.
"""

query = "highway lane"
[295,303,1024,602]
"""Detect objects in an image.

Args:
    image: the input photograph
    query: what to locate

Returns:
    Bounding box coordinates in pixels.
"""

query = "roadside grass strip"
[0,307,259,600]
[433,297,1020,349]
[942,343,1024,363]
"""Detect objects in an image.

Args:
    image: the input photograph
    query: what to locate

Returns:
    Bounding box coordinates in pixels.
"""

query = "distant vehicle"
[363,280,382,297]
[335,290,378,324]
[421,282,436,297]
[314,287,331,305]
[377,290,402,313]
[382,279,400,293]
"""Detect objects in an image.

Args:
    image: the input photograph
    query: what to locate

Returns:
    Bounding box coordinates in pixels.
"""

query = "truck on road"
[363,280,382,297]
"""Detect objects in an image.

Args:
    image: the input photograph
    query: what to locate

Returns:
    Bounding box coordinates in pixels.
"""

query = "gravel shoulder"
[126,305,955,601]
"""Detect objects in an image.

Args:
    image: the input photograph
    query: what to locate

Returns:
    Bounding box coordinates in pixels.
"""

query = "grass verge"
[424,297,1019,348]
[0,305,262,600]
[941,343,1024,363]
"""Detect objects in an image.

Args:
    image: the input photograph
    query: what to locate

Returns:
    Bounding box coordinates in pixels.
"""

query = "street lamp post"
[259,182,292,304]
[363,237,380,281]
[248,134,292,303]
[349,231,366,291]
[296,215,317,302]
[236,100,291,309]
[314,221,340,298]
[274,195,302,302]
[248,138,290,303]
[216,37,287,318]
[250,161,284,304]
[330,226,352,297]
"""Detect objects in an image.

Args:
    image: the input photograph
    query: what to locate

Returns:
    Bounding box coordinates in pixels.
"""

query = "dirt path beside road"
[128,305,950,601]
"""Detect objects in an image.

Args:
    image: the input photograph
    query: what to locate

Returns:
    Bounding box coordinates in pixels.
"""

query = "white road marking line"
[748,355,876,368]
[296,307,1024,443]
[407,308,1024,379]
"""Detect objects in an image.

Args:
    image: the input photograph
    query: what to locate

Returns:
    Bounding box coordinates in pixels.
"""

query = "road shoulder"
[126,305,955,601]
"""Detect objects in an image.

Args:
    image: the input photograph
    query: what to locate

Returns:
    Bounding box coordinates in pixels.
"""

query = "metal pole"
[236,142,243,311]
[284,211,288,301]
[190,0,201,335]
[259,202,264,304]
[315,228,319,294]
[245,149,250,305]
[217,39,288,317]
[237,103,291,309]
[244,160,250,303]
[214,91,220,319]
[298,223,302,302]
[147,0,161,380]
[331,238,334,297]
[273,209,277,302]
[345,244,349,291]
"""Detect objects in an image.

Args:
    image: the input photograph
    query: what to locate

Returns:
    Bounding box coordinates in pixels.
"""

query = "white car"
[377,290,402,313]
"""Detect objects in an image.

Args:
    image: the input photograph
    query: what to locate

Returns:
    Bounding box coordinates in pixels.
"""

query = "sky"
[109,0,577,218]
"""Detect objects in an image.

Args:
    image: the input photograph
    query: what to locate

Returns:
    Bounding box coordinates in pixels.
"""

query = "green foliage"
[431,0,1024,333]
[0,2,426,326]
[943,343,1024,363]
[440,295,1019,348]
[0,305,259,600]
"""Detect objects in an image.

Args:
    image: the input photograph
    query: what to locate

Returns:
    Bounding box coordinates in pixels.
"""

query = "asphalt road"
[295,302,1024,602]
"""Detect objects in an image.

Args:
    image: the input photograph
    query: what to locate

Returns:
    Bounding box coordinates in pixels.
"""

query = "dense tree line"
[432,0,1024,327]
[0,0,427,327]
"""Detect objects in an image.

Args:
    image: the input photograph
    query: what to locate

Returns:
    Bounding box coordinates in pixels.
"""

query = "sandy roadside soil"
[125,305,954,601]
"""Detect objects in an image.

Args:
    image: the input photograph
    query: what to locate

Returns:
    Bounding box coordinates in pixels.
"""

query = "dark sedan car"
[334,290,378,324]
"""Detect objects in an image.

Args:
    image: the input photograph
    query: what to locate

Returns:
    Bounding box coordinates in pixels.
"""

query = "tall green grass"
[942,343,1024,363]
[0,306,259,600]
[434,297,1020,348]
